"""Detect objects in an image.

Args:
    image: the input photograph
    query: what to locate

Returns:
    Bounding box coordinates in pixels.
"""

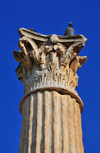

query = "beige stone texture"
[14,28,87,153]
[19,91,83,153]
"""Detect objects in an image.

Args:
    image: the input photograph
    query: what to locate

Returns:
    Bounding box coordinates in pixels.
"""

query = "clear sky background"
[0,0,100,153]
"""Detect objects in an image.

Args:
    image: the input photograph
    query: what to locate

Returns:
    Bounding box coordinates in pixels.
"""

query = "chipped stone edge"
[19,87,83,114]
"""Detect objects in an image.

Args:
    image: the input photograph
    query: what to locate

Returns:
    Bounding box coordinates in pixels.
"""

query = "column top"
[13,24,87,112]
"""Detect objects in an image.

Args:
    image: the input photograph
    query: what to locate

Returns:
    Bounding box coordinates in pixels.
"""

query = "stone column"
[13,28,87,153]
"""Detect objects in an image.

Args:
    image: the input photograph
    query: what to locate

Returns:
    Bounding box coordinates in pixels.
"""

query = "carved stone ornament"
[14,28,87,112]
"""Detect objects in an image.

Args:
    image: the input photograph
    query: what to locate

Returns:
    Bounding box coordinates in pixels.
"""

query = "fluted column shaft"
[19,90,83,153]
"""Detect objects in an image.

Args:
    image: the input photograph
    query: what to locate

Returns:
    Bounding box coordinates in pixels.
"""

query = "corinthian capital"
[13,28,87,96]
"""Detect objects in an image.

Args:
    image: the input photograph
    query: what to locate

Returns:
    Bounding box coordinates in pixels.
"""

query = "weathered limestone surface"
[14,27,87,153]
[19,91,84,153]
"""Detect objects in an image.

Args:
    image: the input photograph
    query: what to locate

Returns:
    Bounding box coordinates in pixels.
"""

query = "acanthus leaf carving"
[13,28,87,94]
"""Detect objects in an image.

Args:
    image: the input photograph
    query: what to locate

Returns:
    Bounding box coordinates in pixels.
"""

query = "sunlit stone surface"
[14,27,87,153]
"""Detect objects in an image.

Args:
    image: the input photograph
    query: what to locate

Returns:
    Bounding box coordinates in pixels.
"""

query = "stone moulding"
[18,28,86,43]
[19,87,83,114]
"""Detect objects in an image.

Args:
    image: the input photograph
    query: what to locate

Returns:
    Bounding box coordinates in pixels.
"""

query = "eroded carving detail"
[14,28,87,94]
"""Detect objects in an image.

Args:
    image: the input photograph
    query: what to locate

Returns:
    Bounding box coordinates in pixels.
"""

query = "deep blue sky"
[0,0,100,153]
